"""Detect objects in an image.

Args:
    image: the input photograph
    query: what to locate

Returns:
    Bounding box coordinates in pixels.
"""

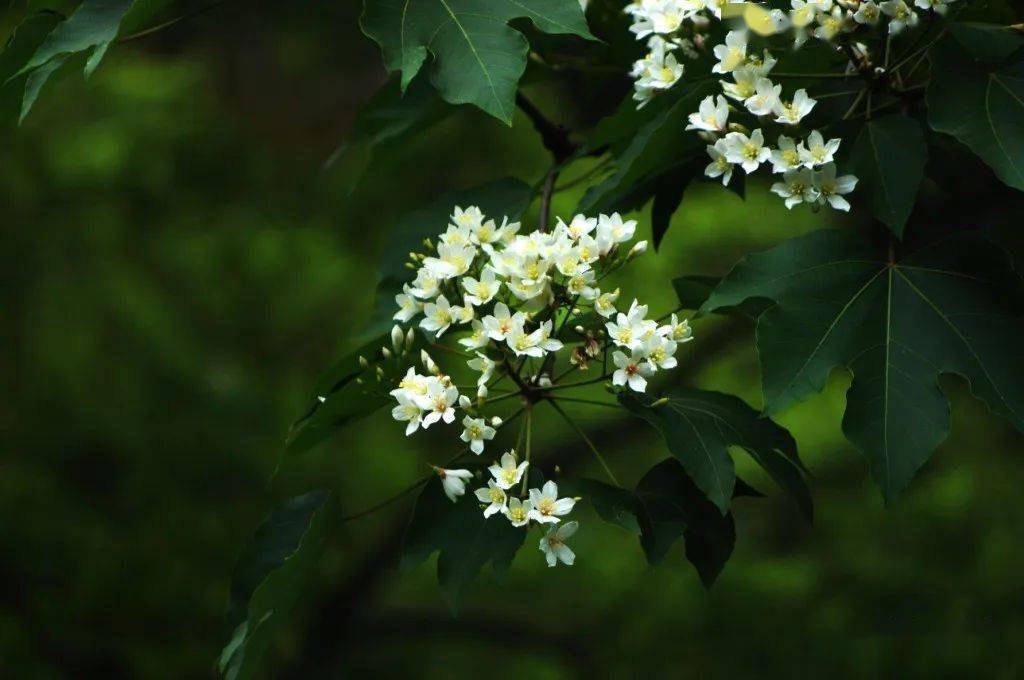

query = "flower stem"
[551,395,620,409]
[548,400,620,486]
[544,374,611,392]
[520,409,533,495]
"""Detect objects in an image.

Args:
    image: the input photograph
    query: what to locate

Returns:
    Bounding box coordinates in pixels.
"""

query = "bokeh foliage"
[2,1,1024,678]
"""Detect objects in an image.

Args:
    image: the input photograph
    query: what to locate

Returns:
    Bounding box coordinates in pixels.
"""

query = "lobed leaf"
[703,229,1024,501]
[360,0,594,124]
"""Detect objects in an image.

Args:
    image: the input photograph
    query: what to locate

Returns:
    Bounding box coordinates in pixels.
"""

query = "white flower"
[770,167,821,208]
[489,450,528,490]
[474,480,508,518]
[528,481,578,524]
[423,242,476,279]
[460,415,496,454]
[420,294,456,336]
[594,288,620,318]
[744,78,782,117]
[539,521,579,567]
[769,135,802,174]
[391,394,423,435]
[915,0,952,16]
[723,129,771,173]
[606,300,654,351]
[419,380,459,428]
[664,313,694,343]
[596,212,638,253]
[409,268,440,299]
[462,268,501,306]
[467,352,495,387]
[390,366,431,401]
[705,140,734,186]
[536,320,564,353]
[641,334,678,371]
[451,205,484,230]
[471,218,503,245]
[813,163,858,211]
[722,66,760,101]
[799,130,841,168]
[773,88,817,125]
[394,284,423,322]
[458,319,490,350]
[482,302,526,341]
[880,0,918,34]
[562,214,597,239]
[854,0,881,24]
[712,30,748,74]
[504,496,533,527]
[813,6,848,41]
[790,0,817,28]
[507,325,545,358]
[686,94,730,133]
[436,467,474,502]
[613,350,654,392]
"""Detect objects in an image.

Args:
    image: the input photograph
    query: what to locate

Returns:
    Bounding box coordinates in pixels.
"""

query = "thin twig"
[551,395,620,409]
[538,165,559,232]
[520,409,533,495]
[548,400,620,486]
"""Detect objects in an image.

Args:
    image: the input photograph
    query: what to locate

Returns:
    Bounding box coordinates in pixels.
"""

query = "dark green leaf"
[947,21,1024,63]
[220,490,339,680]
[559,477,641,533]
[0,11,63,124]
[702,229,1024,501]
[579,81,715,212]
[634,458,735,587]
[672,275,720,310]
[928,37,1024,191]
[651,166,695,251]
[849,114,927,236]
[360,0,594,124]
[326,73,449,192]
[619,388,809,516]
[403,478,526,612]
[11,0,136,119]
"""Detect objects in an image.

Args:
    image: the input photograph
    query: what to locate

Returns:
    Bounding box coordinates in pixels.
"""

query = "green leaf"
[220,490,340,680]
[283,332,393,458]
[327,73,449,191]
[928,37,1024,191]
[619,388,809,516]
[11,0,136,119]
[0,11,64,124]
[402,478,526,612]
[650,165,697,251]
[559,476,641,533]
[366,177,533,336]
[849,114,928,236]
[360,0,594,124]
[702,229,1024,501]
[579,81,716,212]
[634,459,736,587]
[947,21,1024,63]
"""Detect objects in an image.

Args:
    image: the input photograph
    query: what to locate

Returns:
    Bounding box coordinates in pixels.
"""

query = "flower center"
[489,487,505,504]
[538,498,555,515]
[509,506,527,522]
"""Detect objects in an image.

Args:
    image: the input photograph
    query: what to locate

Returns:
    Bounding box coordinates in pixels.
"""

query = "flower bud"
[381,347,392,360]
[391,324,404,352]
[458,395,472,409]
[651,397,670,408]
[421,350,439,374]
[491,416,503,427]
[358,355,369,368]
[574,325,585,334]
[628,240,648,260]
[375,366,384,380]
[405,327,416,351]
[477,385,488,400]
[404,262,416,270]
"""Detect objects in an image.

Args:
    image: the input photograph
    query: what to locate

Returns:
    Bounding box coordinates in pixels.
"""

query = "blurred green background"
[2,2,1023,678]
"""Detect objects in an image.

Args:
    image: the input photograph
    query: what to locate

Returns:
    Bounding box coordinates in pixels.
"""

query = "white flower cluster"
[384,204,696,565]
[623,0,955,212]
[430,454,580,566]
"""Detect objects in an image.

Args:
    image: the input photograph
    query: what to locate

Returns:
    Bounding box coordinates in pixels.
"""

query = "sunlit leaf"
[360,0,594,124]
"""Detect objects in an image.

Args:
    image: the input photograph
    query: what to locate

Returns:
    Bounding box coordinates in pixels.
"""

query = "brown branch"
[514,92,577,163]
